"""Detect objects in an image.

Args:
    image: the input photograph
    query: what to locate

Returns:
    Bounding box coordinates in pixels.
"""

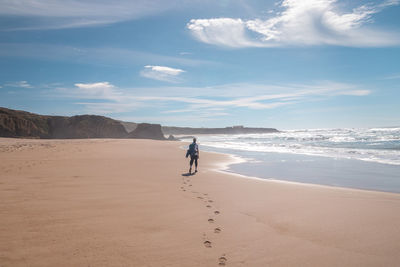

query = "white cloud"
[144,65,185,76]
[187,0,400,47]
[5,81,33,88]
[140,65,185,83]
[187,18,265,48]
[74,82,118,98]
[74,82,114,90]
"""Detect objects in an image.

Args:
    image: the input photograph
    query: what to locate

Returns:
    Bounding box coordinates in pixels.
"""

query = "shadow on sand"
[182,172,195,177]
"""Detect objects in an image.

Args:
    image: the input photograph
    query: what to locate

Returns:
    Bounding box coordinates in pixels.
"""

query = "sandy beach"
[1,138,400,267]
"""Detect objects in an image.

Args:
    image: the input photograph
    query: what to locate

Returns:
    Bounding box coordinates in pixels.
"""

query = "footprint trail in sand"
[180,171,228,266]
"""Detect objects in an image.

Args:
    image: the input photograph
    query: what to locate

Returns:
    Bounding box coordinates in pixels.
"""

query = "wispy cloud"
[0,43,215,67]
[4,81,33,88]
[50,80,371,119]
[0,0,184,31]
[140,65,185,83]
[74,102,144,115]
[114,113,229,125]
[187,0,400,47]
[383,73,400,80]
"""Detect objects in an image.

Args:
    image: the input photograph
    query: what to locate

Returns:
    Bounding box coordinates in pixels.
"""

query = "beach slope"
[1,138,400,266]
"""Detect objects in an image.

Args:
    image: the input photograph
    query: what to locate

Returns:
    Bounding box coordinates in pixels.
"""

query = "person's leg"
[194,156,198,172]
[189,156,194,173]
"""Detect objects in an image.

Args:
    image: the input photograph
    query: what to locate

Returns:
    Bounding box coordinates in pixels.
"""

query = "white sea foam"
[184,127,400,165]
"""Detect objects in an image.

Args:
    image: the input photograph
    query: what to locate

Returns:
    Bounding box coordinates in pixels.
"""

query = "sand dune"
[1,138,400,266]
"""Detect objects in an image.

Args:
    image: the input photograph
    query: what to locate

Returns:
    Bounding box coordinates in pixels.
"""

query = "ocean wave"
[189,127,400,166]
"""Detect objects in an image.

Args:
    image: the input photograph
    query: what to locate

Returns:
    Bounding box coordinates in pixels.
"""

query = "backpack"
[188,143,198,156]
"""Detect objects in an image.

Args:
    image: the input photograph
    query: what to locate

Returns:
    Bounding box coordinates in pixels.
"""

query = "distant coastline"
[162,125,279,135]
[0,107,279,139]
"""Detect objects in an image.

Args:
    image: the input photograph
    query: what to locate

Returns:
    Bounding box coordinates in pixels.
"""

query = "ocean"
[181,127,400,193]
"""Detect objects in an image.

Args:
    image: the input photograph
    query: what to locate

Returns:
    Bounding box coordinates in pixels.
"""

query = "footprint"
[206,205,212,208]
[204,241,212,248]
[208,200,213,203]
[214,227,221,233]
[218,256,227,265]
[208,218,214,223]
[189,184,192,187]
[197,196,204,199]
[214,211,220,215]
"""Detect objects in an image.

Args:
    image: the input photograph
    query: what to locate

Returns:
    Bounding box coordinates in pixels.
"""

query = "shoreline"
[1,138,400,266]
[204,147,400,197]
[197,143,400,194]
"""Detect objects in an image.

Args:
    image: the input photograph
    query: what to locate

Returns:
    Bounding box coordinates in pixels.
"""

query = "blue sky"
[0,0,399,129]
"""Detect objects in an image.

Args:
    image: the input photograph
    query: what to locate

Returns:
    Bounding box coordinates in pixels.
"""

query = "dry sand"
[1,138,400,266]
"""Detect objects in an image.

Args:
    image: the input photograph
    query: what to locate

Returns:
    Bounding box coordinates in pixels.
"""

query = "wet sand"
[1,138,400,266]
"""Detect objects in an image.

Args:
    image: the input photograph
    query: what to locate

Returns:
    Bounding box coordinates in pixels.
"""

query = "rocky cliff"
[0,107,169,140]
[48,115,128,139]
[0,107,128,139]
[119,121,138,133]
[0,108,51,138]
[127,123,166,140]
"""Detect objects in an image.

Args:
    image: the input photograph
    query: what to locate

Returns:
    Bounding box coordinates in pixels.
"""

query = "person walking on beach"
[186,138,199,174]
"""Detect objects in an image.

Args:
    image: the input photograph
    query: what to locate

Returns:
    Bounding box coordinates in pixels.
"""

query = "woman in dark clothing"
[187,138,199,174]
